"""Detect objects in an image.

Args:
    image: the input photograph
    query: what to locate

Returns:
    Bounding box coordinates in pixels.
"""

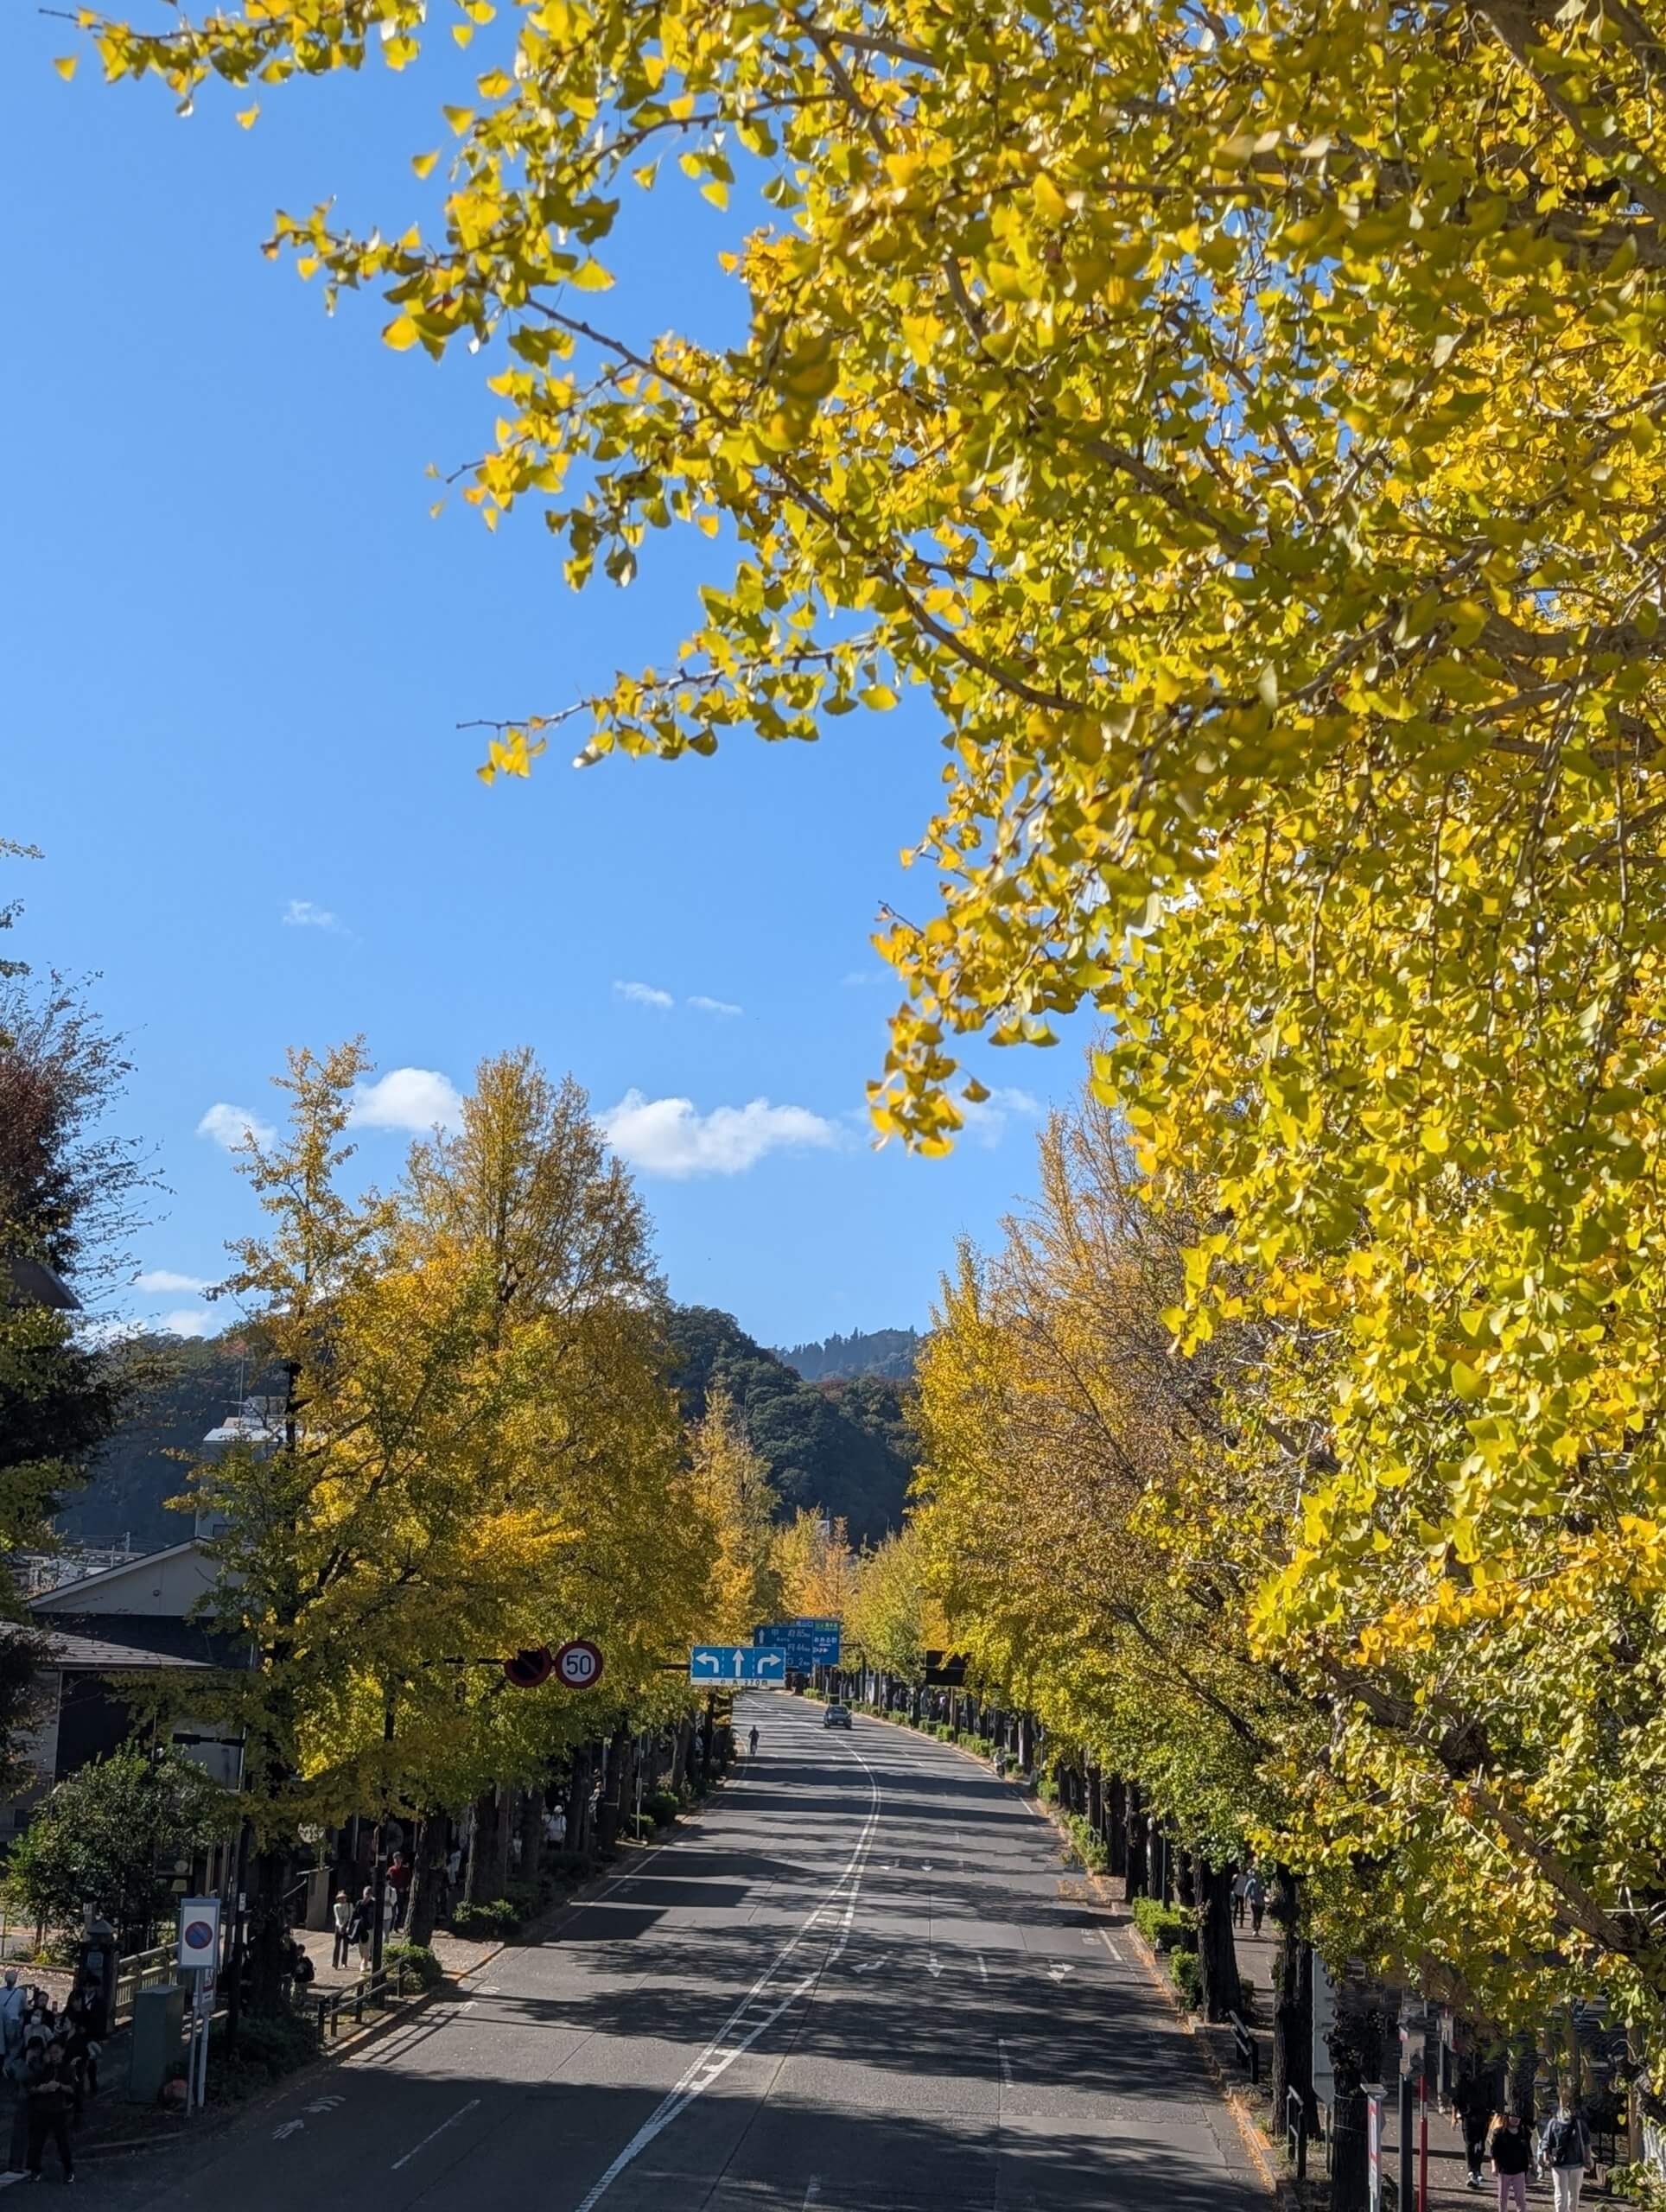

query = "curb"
[71,1794,736,2164]
[853,1703,1288,2202]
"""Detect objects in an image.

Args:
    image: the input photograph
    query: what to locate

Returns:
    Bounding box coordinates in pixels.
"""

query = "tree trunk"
[595,1724,631,1857]
[1332,2087,1370,2212]
[1124,1789,1149,1902]
[1269,1867,1318,2132]
[1086,1766,1103,1837]
[1197,1859,1243,2023]
[407,1813,447,1947]
[517,1788,544,1885]
[671,1715,694,1793]
[1016,1715,1033,1772]
[243,1840,296,2018]
[566,1745,595,1855]
[467,1788,512,1903]
[1175,1849,1197,1910]
[1510,2040,1538,2133]
[1106,1777,1127,1877]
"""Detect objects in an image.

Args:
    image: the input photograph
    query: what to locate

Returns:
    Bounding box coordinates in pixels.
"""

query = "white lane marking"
[926,1953,944,1979]
[391,2096,482,2171]
[999,2039,1014,2088]
[804,2181,822,2209]
[273,2120,305,2140]
[1047,1962,1074,1982]
[572,1732,884,2212]
[1099,1929,1125,1965]
[854,1959,883,1974]
[977,1953,989,1983]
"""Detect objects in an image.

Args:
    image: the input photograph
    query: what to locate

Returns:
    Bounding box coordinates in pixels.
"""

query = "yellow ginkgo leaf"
[411,149,441,179]
[53,54,78,80]
[235,103,259,128]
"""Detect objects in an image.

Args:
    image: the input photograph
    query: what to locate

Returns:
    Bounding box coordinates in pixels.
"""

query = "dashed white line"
[803,2180,822,2209]
[1099,1929,1125,1965]
[572,1733,884,2212]
[391,2095,481,2171]
[999,2039,1014,2088]
[977,1953,989,1984]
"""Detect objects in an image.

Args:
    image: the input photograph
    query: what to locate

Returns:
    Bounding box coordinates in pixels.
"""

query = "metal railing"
[308,1961,416,2043]
[112,1942,175,2029]
[1286,2088,1310,2180]
[1229,2010,1260,2086]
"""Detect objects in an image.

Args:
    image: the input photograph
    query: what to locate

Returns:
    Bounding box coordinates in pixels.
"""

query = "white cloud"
[198,1102,277,1153]
[283,899,342,931]
[689,995,743,1019]
[159,1307,213,1340]
[599,1090,839,1178]
[137,1269,212,1295]
[351,1068,464,1135]
[614,980,675,1012]
[959,1085,1043,1148]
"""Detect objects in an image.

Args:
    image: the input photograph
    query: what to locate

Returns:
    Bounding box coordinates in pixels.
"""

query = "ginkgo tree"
[60,0,1666,2050]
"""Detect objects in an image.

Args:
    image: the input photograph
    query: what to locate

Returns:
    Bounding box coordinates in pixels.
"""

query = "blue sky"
[3,16,1089,1350]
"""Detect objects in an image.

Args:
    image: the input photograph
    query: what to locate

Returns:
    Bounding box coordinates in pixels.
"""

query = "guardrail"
[1286,2088,1309,2179]
[307,1961,416,2043]
[1228,2010,1260,2086]
[112,1942,175,2029]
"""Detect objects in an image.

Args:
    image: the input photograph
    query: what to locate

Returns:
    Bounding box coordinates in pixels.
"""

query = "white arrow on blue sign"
[690,1645,787,1684]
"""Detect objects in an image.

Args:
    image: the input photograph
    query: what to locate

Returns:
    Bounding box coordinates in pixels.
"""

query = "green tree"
[8,1748,235,1952]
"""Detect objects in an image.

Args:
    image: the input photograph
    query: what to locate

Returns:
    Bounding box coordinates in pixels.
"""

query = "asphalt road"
[65,1696,1263,2212]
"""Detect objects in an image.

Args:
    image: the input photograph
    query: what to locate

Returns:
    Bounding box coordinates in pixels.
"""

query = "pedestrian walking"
[349,1887,376,1974]
[1244,1868,1267,1935]
[23,2038,74,2184]
[1455,2069,1495,2190]
[748,1726,760,1758]
[331,1890,353,1969]
[389,1854,412,1933]
[1491,2110,1533,2212]
[1539,2094,1591,2212]
[1230,1870,1250,1929]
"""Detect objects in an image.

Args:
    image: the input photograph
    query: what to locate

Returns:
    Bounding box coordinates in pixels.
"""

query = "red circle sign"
[503,1646,555,1690]
[555,1639,603,1690]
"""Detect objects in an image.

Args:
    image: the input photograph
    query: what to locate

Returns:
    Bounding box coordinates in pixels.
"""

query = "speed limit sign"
[555,1639,603,1690]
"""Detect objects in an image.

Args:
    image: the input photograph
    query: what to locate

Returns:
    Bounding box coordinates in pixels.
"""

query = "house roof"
[3,1257,79,1313]
[24,1540,207,1613]
[32,1613,248,1673]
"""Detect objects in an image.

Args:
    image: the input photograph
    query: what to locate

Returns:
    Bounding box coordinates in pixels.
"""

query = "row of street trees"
[55,0,1666,2122]
[181,1040,802,2008]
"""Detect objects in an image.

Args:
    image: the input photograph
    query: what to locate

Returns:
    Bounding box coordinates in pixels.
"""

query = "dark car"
[823,1702,853,1730]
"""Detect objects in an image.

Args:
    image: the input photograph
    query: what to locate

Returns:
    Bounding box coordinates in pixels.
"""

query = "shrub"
[1171,1950,1203,2009]
[1036,1771,1059,1805]
[383,1941,442,1990]
[210,2007,319,2099]
[1238,1973,1256,2018]
[1065,1814,1109,1873]
[544,1849,595,1884]
[450,1897,520,1939]
[644,1789,680,1827]
[1131,1897,1196,1953]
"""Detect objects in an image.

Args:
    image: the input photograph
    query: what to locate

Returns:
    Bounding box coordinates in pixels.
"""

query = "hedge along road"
[68,1694,1266,2212]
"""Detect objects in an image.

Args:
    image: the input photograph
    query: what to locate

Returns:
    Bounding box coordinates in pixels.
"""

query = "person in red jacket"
[388,1853,413,1933]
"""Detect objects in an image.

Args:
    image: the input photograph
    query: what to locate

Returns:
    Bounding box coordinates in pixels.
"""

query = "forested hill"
[666,1307,919,1545]
[70,1310,920,1559]
[773,1326,920,1383]
[56,1333,271,1552]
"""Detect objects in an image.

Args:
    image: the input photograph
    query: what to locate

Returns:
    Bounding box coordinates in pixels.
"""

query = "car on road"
[823,1702,853,1730]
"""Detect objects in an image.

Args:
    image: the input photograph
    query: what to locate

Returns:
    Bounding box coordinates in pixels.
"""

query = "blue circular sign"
[183,1921,213,1950]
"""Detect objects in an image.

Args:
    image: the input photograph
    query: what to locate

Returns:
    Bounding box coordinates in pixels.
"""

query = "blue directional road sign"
[754,1618,842,1666]
[690,1645,787,1684]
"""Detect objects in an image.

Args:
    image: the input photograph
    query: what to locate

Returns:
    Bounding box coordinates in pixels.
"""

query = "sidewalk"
[294,1921,498,1993]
